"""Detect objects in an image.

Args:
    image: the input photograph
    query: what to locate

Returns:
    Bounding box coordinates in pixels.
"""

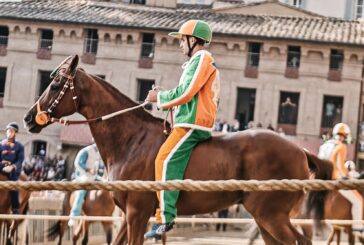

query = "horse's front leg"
[126,193,155,245]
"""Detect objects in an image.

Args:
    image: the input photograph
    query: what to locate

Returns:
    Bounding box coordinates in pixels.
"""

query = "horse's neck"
[78,74,163,170]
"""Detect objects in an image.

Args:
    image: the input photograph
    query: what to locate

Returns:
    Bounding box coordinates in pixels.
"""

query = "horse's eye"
[50,83,60,91]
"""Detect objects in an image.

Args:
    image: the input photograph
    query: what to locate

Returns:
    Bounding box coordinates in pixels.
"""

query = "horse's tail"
[47,221,61,241]
[304,150,333,225]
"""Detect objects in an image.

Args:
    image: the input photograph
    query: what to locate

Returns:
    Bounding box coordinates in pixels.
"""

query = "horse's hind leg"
[256,223,281,245]
[257,215,311,245]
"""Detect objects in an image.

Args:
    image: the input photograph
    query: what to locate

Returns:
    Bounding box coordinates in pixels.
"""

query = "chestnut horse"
[47,190,115,245]
[0,173,31,245]
[293,188,364,244]
[24,55,332,245]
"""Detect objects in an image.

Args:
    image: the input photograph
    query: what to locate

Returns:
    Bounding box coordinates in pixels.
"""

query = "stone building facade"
[0,0,363,169]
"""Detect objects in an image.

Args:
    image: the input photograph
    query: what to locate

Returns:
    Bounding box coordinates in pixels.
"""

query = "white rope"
[0,214,363,225]
[101,101,149,120]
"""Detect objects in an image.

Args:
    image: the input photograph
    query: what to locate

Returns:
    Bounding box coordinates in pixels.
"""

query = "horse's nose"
[24,113,33,123]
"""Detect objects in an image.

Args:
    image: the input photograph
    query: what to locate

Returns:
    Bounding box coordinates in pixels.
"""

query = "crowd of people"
[213,119,280,134]
[23,154,66,181]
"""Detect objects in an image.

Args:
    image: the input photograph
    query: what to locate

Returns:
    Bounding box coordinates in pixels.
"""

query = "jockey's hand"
[2,165,14,173]
[146,90,158,103]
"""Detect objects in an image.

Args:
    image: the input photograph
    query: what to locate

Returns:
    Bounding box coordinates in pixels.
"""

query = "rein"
[50,101,149,125]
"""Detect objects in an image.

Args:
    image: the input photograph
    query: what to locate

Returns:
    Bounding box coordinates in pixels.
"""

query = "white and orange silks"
[319,139,363,230]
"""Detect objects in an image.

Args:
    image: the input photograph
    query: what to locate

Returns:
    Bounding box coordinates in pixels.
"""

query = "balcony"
[0,35,8,56]
[37,39,52,60]
[285,67,299,79]
[327,69,342,81]
[139,42,154,69]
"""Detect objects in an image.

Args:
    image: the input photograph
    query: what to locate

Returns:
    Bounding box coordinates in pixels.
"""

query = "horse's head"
[24,55,80,133]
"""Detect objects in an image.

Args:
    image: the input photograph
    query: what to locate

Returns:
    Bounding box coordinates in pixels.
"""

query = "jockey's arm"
[156,53,215,109]
[12,144,24,173]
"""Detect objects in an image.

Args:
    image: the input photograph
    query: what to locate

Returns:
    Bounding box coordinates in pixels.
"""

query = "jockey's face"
[180,36,196,56]
[6,128,16,139]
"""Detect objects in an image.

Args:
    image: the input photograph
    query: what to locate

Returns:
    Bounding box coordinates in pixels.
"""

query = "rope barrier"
[0,214,363,225]
[0,179,364,192]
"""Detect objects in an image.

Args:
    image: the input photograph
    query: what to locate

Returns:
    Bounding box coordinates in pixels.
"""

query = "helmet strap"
[187,36,198,57]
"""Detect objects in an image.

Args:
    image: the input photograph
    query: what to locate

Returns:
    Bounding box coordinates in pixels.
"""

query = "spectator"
[247,121,254,129]
[278,127,285,137]
[222,121,229,133]
[232,120,240,132]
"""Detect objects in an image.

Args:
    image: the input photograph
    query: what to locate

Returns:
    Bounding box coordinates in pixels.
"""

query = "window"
[247,42,261,68]
[278,92,299,125]
[39,29,53,50]
[321,95,343,128]
[0,67,6,97]
[84,29,98,54]
[0,26,9,46]
[293,0,302,7]
[137,79,154,110]
[38,71,52,98]
[140,33,155,58]
[130,0,146,4]
[329,49,344,71]
[357,0,363,18]
[287,46,301,68]
[235,88,256,130]
[32,140,47,157]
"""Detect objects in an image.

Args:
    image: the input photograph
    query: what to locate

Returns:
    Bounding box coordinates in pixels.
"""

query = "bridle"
[35,57,79,126]
[34,56,149,126]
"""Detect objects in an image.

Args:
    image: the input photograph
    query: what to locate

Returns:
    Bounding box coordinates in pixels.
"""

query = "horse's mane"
[80,69,164,124]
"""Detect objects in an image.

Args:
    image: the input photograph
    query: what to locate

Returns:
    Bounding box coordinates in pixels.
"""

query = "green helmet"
[169,20,213,43]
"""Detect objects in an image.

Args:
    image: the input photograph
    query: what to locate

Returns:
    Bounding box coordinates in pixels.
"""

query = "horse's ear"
[69,55,79,75]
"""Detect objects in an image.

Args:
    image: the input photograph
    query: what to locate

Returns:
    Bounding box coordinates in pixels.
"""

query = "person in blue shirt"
[68,143,104,227]
[0,122,24,214]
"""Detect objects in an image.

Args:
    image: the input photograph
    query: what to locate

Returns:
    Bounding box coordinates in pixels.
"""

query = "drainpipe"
[355,60,364,169]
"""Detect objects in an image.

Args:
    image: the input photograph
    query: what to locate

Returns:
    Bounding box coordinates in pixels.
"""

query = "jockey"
[0,122,24,214]
[144,19,220,238]
[68,143,104,227]
[318,122,363,231]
